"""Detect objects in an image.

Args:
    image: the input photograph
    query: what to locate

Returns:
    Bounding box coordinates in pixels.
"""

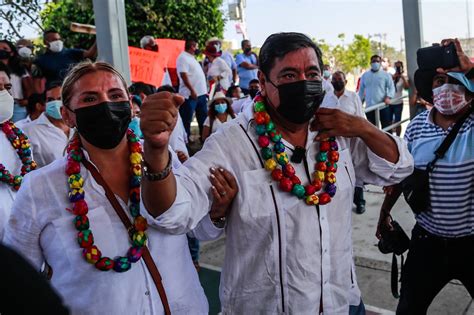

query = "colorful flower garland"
[253,95,339,205]
[66,129,148,272]
[0,120,37,190]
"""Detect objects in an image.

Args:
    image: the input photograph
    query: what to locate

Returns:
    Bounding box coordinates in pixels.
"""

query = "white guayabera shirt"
[148,104,414,314]
[3,150,209,315]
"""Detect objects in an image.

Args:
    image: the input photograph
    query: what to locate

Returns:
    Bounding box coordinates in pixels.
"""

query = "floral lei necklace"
[65,129,148,272]
[253,95,339,205]
[0,120,37,190]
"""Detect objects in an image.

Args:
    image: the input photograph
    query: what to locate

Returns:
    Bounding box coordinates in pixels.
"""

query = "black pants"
[353,186,365,207]
[366,107,391,129]
[397,224,474,314]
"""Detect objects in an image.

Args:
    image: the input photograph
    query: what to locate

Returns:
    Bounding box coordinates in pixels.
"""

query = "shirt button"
[324,248,328,253]
[145,291,150,296]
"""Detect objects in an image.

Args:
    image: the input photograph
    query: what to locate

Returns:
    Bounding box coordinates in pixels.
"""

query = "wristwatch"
[142,151,172,181]
[211,216,226,229]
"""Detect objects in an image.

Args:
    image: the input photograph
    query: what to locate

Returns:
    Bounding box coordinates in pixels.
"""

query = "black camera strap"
[427,105,473,171]
[391,253,405,299]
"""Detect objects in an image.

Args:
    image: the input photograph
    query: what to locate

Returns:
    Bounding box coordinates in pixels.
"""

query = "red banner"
[155,38,185,68]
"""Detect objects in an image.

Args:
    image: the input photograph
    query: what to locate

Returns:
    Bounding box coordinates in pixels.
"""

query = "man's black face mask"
[268,79,325,124]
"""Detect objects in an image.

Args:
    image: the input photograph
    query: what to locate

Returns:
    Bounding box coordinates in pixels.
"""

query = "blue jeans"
[187,235,200,262]
[388,103,403,123]
[179,94,208,140]
[366,107,391,129]
[349,299,366,315]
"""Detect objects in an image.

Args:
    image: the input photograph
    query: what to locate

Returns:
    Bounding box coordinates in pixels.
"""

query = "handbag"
[402,106,473,214]
[82,159,172,315]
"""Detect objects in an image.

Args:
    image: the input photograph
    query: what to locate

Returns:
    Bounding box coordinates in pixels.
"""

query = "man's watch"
[211,216,226,229]
[142,151,172,181]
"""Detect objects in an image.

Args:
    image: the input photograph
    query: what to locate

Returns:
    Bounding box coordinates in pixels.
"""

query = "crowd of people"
[0,27,472,315]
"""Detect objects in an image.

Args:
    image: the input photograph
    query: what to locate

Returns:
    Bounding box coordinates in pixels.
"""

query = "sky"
[222,0,473,49]
[14,0,473,51]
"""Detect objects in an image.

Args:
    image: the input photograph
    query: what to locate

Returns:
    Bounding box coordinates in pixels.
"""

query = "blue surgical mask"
[215,103,227,114]
[323,70,331,79]
[128,116,143,138]
[371,62,381,71]
[45,100,62,120]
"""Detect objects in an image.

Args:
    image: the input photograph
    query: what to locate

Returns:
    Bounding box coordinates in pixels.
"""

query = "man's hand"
[311,108,369,140]
[209,167,238,220]
[190,90,198,100]
[176,150,188,163]
[384,96,391,105]
[376,210,394,240]
[437,38,474,74]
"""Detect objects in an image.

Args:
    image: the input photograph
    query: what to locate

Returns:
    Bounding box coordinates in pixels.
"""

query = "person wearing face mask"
[376,38,474,315]
[202,91,236,141]
[139,32,414,314]
[248,78,261,99]
[235,39,258,95]
[321,70,367,214]
[0,63,37,239]
[176,39,208,142]
[33,29,97,90]
[3,61,238,315]
[15,93,46,128]
[389,61,410,136]
[358,55,396,128]
[0,39,34,122]
[21,82,72,168]
[322,64,334,94]
[204,41,233,91]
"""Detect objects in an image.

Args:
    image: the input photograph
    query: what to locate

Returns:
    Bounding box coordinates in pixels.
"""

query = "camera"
[377,220,410,255]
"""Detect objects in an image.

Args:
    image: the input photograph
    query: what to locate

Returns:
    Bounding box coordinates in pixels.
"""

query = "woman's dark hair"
[0,61,10,78]
[225,85,240,98]
[156,85,176,93]
[259,32,324,78]
[129,81,155,96]
[0,39,27,77]
[208,96,236,133]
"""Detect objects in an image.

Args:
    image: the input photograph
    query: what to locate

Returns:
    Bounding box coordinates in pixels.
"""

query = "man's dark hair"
[241,39,250,48]
[259,32,324,78]
[370,55,381,61]
[225,84,240,98]
[184,39,197,51]
[333,70,346,80]
[46,80,62,92]
[0,59,11,78]
[27,93,45,115]
[156,85,175,93]
[129,82,155,96]
[43,29,59,40]
[249,79,260,85]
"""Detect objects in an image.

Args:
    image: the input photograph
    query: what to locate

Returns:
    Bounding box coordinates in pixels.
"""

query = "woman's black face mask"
[73,101,131,149]
[268,79,325,124]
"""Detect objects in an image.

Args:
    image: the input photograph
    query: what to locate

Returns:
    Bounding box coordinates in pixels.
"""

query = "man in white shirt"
[15,93,45,128]
[176,39,208,141]
[321,70,367,214]
[22,82,72,168]
[139,32,414,314]
[322,64,334,94]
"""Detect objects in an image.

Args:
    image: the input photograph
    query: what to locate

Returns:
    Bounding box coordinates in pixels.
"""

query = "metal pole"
[402,0,423,118]
[92,0,131,84]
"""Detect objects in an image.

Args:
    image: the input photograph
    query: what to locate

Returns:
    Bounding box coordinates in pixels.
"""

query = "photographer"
[376,38,474,314]
[389,61,409,136]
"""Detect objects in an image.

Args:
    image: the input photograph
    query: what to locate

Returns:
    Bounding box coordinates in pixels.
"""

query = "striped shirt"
[404,108,473,237]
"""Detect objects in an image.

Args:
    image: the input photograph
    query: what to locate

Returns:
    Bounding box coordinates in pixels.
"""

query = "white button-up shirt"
[22,113,72,168]
[149,104,414,314]
[3,153,208,315]
[321,89,365,117]
[0,130,23,240]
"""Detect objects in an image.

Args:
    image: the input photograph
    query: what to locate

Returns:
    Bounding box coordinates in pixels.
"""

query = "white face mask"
[0,89,14,123]
[18,46,33,58]
[432,83,469,115]
[48,40,64,53]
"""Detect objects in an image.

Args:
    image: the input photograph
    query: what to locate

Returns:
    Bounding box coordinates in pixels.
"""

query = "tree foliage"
[0,0,44,40]
[40,0,226,49]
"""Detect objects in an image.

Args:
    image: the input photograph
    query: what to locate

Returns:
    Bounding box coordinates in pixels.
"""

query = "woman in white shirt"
[204,43,232,91]
[202,91,235,141]
[3,61,210,315]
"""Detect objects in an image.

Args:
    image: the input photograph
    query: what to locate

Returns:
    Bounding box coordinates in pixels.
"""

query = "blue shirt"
[235,53,258,90]
[404,109,473,237]
[34,48,85,85]
[358,70,395,106]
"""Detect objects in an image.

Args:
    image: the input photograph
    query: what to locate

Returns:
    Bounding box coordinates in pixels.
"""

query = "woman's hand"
[209,167,238,220]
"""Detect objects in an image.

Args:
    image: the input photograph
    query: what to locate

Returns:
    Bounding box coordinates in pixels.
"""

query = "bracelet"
[142,151,172,181]
[211,216,226,228]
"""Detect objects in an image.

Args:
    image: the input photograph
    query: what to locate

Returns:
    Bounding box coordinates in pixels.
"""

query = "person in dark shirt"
[33,29,97,90]
[0,244,69,315]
